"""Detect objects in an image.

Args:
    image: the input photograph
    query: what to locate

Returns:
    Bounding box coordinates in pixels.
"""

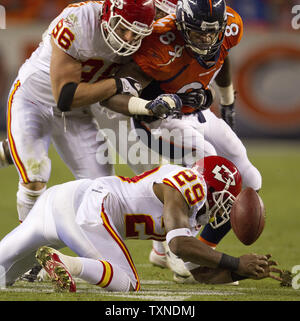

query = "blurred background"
[0,0,299,139]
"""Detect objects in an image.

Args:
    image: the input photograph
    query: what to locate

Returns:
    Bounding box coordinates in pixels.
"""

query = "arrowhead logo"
[212,165,236,186]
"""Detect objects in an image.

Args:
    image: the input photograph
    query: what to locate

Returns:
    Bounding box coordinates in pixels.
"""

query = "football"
[230,187,265,245]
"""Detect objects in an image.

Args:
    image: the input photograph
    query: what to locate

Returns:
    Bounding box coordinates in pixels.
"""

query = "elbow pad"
[57,82,78,112]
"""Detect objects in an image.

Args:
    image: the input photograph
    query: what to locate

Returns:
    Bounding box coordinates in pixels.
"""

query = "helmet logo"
[178,0,194,19]
[212,165,236,186]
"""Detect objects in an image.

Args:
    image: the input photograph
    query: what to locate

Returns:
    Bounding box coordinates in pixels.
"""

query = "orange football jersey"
[133,7,243,113]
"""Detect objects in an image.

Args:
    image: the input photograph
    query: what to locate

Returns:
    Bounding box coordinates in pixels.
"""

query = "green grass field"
[0,140,300,303]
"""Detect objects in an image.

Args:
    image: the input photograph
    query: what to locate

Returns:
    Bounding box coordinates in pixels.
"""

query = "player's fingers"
[255,265,265,274]
[257,255,269,262]
[267,260,278,266]
[265,254,272,259]
[257,259,268,267]
[270,267,283,274]
[269,274,282,282]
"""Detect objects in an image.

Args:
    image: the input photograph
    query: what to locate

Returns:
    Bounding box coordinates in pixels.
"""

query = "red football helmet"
[192,156,242,229]
[155,0,177,15]
[101,0,155,56]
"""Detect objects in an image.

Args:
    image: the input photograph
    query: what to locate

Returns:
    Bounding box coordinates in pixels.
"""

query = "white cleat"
[173,273,197,284]
[149,248,168,268]
[163,242,192,277]
[37,268,51,282]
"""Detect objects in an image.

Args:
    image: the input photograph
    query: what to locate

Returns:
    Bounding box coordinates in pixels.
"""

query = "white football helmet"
[101,0,155,56]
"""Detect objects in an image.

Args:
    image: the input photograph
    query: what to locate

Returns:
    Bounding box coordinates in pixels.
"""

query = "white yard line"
[1,280,246,301]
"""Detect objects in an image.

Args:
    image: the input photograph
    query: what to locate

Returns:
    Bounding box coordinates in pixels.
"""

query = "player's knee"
[241,164,262,191]
[23,156,51,183]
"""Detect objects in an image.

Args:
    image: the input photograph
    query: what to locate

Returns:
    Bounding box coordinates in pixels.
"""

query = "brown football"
[230,187,265,245]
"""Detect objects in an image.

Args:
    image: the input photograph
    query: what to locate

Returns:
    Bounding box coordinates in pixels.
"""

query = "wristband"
[128,97,152,115]
[166,228,193,245]
[218,83,234,105]
[218,253,240,271]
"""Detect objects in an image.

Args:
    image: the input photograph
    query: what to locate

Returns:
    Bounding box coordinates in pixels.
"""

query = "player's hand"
[145,94,182,118]
[115,77,142,97]
[177,88,213,110]
[251,254,283,282]
[237,253,270,278]
[220,103,235,130]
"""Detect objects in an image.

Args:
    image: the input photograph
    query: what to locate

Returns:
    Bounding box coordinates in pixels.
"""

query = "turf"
[0,140,299,303]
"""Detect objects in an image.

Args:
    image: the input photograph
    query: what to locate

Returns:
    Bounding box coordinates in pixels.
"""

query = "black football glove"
[115,77,142,97]
[145,94,182,119]
[220,103,236,131]
[177,88,213,110]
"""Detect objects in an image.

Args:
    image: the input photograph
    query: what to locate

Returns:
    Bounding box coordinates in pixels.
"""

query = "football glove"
[145,94,182,119]
[220,103,235,131]
[177,88,213,110]
[115,77,142,97]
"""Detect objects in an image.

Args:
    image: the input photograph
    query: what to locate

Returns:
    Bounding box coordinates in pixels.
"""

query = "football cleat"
[37,267,51,282]
[164,242,192,277]
[19,264,43,282]
[173,273,197,284]
[36,246,76,293]
[149,248,168,268]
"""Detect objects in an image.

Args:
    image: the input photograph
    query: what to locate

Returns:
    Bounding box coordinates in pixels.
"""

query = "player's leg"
[0,188,63,286]
[38,189,140,292]
[0,138,13,168]
[198,220,231,249]
[149,240,167,268]
[202,110,262,190]
[51,107,113,179]
[139,113,216,167]
[7,80,52,222]
[93,105,159,175]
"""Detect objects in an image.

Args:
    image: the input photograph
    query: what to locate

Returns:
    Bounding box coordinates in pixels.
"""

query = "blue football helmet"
[176,0,227,65]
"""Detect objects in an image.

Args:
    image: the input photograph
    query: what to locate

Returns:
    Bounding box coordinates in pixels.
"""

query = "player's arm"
[102,61,182,117]
[214,56,236,130]
[102,61,154,113]
[50,38,117,108]
[157,183,274,283]
[158,183,224,268]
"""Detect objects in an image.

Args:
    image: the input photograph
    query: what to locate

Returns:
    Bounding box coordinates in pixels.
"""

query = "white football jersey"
[17,1,130,107]
[75,164,208,241]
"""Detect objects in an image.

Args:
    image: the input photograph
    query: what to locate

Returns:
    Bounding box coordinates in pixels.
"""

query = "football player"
[0,156,282,292]
[3,0,181,224]
[107,0,263,281]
